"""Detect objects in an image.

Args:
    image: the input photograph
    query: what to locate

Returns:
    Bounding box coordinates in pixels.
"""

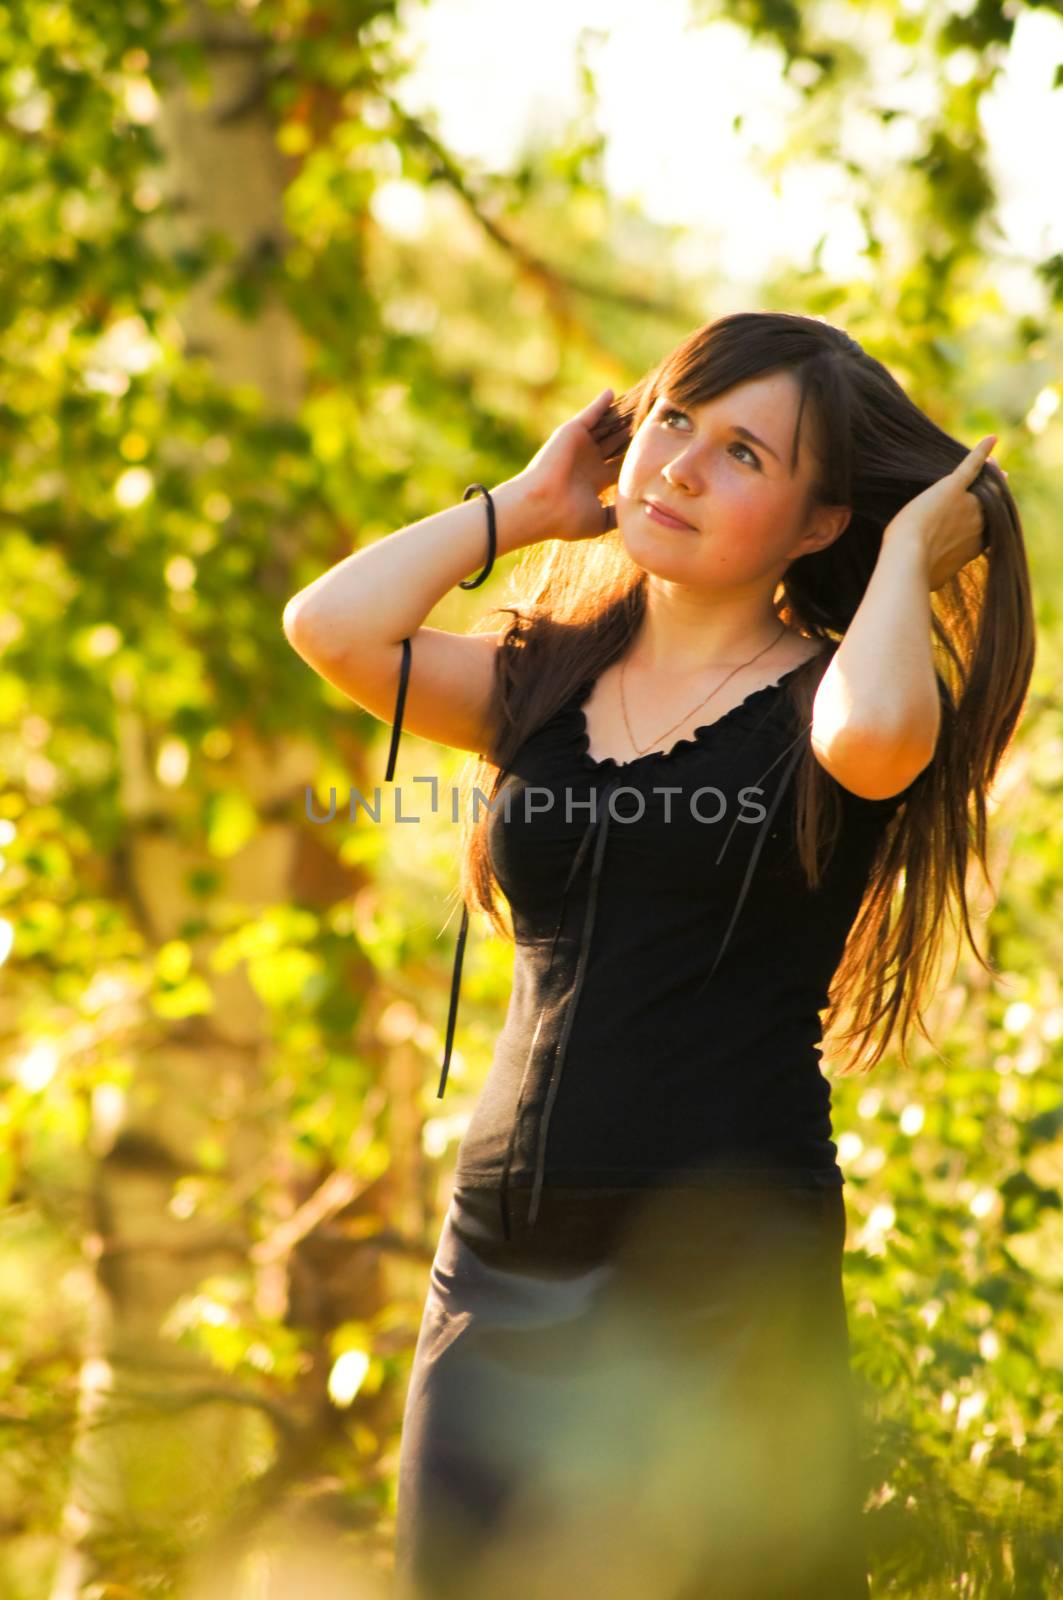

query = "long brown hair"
[453,311,1035,1074]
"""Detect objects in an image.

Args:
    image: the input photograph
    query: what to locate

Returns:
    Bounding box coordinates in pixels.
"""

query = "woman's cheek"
[616,455,639,499]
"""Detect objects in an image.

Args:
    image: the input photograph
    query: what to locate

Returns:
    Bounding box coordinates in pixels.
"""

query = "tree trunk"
[48,7,408,1594]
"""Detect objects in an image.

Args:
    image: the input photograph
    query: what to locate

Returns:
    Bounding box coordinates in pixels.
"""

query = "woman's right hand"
[517,388,633,542]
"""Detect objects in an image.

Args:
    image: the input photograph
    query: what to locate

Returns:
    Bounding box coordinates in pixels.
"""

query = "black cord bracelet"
[459,483,497,589]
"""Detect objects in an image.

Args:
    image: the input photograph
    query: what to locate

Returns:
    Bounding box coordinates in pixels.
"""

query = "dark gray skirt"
[394,1180,870,1600]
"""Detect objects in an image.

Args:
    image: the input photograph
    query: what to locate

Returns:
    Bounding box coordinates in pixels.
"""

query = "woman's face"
[615,370,841,584]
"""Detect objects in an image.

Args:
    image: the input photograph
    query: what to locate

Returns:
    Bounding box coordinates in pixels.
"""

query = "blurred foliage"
[0,0,1062,1595]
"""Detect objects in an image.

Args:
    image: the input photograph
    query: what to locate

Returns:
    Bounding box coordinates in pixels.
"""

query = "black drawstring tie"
[384,635,468,1100]
[384,636,412,785]
[438,904,468,1100]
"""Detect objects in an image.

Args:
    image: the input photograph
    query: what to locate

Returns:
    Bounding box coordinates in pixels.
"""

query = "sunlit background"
[386,0,1063,305]
[1,1,1061,1596]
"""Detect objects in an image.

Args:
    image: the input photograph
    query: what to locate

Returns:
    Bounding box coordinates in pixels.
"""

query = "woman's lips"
[644,499,697,531]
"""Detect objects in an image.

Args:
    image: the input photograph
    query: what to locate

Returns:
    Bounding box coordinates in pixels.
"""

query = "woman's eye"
[658,408,761,469]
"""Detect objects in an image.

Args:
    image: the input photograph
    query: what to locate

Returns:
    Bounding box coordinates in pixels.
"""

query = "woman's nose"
[663,454,703,494]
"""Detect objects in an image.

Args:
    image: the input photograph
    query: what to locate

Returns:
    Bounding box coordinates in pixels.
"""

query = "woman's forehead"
[655,368,800,413]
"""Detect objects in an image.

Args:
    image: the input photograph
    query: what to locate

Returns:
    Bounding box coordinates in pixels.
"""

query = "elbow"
[810,718,938,801]
[282,595,306,644]
[282,595,331,665]
[282,593,329,655]
[282,598,315,664]
[282,595,370,667]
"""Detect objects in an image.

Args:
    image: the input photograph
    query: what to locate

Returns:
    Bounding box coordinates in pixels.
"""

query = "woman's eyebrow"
[730,425,780,464]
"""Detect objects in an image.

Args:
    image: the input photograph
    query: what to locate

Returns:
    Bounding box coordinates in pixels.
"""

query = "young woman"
[283,311,1033,1599]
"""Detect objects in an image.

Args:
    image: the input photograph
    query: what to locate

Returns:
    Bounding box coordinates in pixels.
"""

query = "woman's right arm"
[281,387,628,757]
[281,474,553,757]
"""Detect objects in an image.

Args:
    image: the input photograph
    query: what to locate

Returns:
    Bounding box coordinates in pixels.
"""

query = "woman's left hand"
[881,435,1000,591]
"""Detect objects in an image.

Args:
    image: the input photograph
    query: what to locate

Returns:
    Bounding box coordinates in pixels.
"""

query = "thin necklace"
[619,622,789,757]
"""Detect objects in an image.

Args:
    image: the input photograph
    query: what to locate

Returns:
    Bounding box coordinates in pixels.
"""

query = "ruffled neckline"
[563,659,813,774]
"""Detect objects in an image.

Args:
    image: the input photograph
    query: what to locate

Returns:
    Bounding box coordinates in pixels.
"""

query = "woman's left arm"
[809,435,1000,801]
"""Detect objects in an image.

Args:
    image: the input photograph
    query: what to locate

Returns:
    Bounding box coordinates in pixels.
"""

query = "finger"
[958,435,997,485]
[591,396,631,426]
[580,387,615,426]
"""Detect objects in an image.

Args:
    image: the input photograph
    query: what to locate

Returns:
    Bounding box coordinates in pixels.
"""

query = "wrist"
[879,521,932,588]
[488,474,556,554]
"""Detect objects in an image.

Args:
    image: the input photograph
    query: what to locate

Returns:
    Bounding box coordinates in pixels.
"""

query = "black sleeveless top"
[384,638,908,1241]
